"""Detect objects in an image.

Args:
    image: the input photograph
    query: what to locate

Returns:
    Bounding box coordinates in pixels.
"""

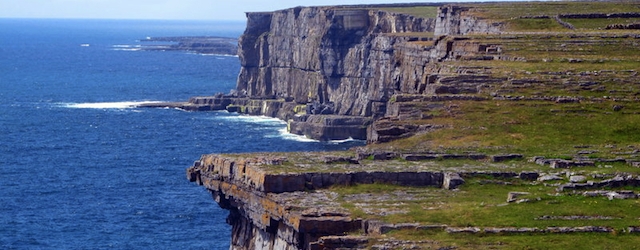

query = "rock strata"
[181,2,640,249]
[187,154,457,249]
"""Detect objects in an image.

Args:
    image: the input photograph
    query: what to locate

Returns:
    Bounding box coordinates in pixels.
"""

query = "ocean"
[0,19,362,249]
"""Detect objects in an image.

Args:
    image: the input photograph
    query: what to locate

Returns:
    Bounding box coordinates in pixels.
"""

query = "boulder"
[445,227,481,233]
[491,154,523,162]
[550,160,594,169]
[607,191,637,200]
[519,172,540,181]
[507,192,530,203]
[569,175,588,183]
[443,172,465,190]
[288,115,371,140]
[538,174,563,182]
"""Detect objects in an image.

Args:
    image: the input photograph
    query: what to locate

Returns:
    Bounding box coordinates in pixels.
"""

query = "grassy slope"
[341,1,640,248]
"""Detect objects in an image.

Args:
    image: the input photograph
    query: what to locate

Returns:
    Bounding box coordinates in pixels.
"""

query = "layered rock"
[141,4,509,142]
[228,6,443,141]
[187,154,450,249]
[183,3,640,249]
[188,153,624,249]
[236,7,436,116]
[231,4,513,142]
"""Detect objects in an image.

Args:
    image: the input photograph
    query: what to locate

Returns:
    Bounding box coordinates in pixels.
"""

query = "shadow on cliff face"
[320,10,369,79]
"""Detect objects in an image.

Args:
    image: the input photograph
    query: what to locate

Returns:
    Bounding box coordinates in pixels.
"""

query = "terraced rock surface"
[184,1,640,249]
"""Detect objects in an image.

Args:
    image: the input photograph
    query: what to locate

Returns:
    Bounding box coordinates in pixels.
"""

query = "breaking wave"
[59,101,162,109]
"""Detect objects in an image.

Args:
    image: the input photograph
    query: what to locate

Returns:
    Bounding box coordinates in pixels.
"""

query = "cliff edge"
[187,1,640,249]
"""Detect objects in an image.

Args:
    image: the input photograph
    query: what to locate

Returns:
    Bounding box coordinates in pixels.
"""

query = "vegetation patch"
[505,18,565,31]
[381,100,640,157]
[332,176,640,229]
[567,18,640,30]
[378,6,438,19]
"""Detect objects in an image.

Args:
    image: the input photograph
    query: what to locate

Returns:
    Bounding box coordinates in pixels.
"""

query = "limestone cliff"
[172,4,506,141]
[143,4,506,141]
[185,2,640,249]
[187,153,470,249]
[236,7,436,117]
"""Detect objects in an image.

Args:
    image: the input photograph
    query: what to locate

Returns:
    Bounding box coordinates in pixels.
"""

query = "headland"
[138,36,238,55]
[149,1,640,249]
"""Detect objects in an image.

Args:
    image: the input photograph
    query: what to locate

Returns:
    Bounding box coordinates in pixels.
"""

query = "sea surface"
[0,19,362,249]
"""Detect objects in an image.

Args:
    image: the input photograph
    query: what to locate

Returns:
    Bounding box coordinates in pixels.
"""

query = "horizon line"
[0,16,248,22]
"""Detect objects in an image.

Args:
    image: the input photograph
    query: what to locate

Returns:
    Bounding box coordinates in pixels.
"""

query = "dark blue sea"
[0,19,362,249]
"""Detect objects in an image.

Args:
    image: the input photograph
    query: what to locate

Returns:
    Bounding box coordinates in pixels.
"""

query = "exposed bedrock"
[237,7,437,117]
[232,4,508,142]
[181,3,640,249]
[230,6,443,141]
[143,4,506,142]
[187,154,546,249]
[186,154,462,249]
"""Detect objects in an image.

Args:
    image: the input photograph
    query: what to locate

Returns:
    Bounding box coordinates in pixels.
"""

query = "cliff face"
[230,5,509,141]
[142,4,505,142]
[236,7,436,117]
[434,6,504,36]
[138,4,506,142]
[187,153,465,249]
[187,2,640,249]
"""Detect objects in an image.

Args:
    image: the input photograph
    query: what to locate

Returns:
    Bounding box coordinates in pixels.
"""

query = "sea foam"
[275,128,318,142]
[215,114,286,125]
[111,44,142,51]
[328,137,364,144]
[60,101,162,109]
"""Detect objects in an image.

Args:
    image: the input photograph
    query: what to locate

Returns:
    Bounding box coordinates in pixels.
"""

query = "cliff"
[236,7,435,116]
[186,153,514,249]
[186,1,640,249]
[141,4,515,141]
[188,152,640,249]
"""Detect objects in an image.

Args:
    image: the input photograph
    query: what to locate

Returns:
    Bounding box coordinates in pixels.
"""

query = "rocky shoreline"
[186,152,640,249]
[137,95,373,141]
[142,1,640,249]
[138,36,238,55]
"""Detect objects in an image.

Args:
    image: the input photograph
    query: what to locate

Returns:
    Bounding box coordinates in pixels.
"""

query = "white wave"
[60,101,162,109]
[198,53,239,58]
[212,114,316,142]
[112,45,142,51]
[215,115,286,125]
[112,48,142,51]
[80,44,90,47]
[328,137,364,144]
[276,128,318,142]
[112,44,141,48]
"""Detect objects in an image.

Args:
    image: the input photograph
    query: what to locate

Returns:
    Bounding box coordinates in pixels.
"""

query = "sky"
[0,0,478,21]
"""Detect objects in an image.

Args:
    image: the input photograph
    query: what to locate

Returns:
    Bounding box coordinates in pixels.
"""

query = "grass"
[461,1,640,33]
[505,18,566,31]
[379,99,640,157]
[383,230,640,249]
[567,18,640,30]
[460,33,640,65]
[212,2,640,248]
[467,1,640,20]
[378,6,438,19]
[331,176,640,240]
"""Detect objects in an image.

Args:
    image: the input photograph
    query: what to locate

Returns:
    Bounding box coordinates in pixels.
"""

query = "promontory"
[168,1,640,249]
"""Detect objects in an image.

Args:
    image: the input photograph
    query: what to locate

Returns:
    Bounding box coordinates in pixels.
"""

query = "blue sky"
[0,0,496,21]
